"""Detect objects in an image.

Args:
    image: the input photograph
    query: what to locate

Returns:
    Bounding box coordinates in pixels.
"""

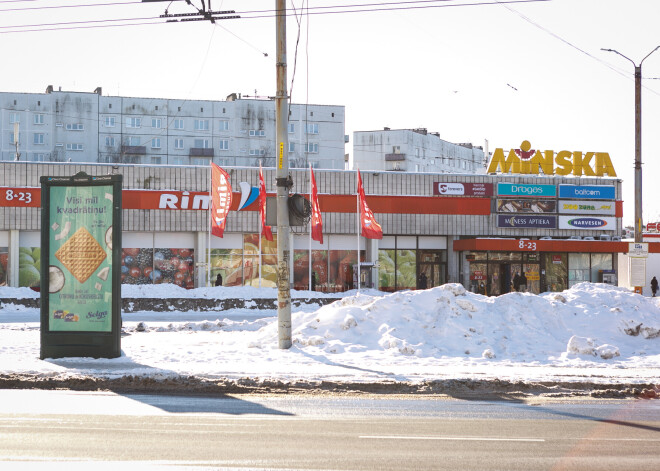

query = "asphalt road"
[0,390,659,470]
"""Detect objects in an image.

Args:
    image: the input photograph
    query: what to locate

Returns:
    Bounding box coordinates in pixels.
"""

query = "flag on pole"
[259,163,273,241]
[357,169,383,239]
[210,163,232,238]
[310,166,323,244]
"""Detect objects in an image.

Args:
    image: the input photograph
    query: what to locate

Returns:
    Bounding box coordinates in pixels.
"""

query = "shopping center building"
[0,147,644,295]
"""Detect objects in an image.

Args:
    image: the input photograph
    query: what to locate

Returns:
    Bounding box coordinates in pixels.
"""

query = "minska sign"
[487,140,617,177]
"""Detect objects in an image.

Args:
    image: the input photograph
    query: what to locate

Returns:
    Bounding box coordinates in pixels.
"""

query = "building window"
[172,157,184,165]
[152,156,161,164]
[173,119,184,130]
[306,123,319,134]
[249,129,266,137]
[126,117,141,128]
[66,123,84,131]
[124,136,141,146]
[32,153,46,162]
[249,149,265,156]
[105,136,116,147]
[9,133,21,144]
[104,116,116,127]
[33,114,45,125]
[174,138,184,149]
[288,123,294,134]
[219,120,229,131]
[9,113,19,124]
[288,142,295,152]
[66,143,83,151]
[194,139,210,148]
[304,143,318,153]
[194,119,210,131]
[152,118,162,129]
[219,139,229,150]
[151,138,161,149]
[191,157,211,165]
[33,133,44,145]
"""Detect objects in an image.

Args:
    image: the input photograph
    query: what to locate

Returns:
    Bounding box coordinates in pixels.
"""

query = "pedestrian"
[214,273,223,287]
[311,272,317,291]
[519,272,528,292]
[418,272,428,290]
[512,272,521,292]
[651,276,658,297]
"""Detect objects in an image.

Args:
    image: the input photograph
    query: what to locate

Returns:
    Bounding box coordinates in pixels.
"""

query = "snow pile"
[245,283,660,362]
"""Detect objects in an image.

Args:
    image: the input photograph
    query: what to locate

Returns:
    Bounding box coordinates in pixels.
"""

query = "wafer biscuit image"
[55,227,107,284]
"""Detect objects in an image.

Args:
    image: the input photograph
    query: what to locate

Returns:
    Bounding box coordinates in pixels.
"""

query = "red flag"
[310,166,323,244]
[357,170,383,239]
[259,164,273,241]
[210,163,232,238]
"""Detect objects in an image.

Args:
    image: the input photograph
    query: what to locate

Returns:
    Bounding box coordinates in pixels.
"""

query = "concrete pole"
[275,0,292,349]
[634,64,642,243]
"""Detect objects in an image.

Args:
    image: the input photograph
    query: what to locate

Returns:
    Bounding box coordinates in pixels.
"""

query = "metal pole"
[275,0,291,349]
[634,64,642,242]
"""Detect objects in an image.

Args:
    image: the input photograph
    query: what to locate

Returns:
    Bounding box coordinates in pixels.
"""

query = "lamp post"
[602,46,660,243]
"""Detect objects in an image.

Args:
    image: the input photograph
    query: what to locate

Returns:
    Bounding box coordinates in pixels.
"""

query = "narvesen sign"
[558,215,616,230]
[434,182,493,196]
[487,140,617,177]
[558,185,616,200]
[497,214,557,228]
[559,200,615,216]
[497,183,556,198]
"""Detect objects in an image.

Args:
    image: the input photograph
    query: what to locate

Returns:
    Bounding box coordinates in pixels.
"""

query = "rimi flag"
[357,169,383,239]
[259,163,273,241]
[310,166,323,244]
[210,163,232,238]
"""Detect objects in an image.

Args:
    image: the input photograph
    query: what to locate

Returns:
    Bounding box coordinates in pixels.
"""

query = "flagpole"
[356,170,361,292]
[309,164,313,291]
[207,165,212,288]
[258,163,263,289]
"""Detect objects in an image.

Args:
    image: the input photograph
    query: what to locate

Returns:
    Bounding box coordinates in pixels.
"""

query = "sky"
[3,0,660,225]
[1,282,659,385]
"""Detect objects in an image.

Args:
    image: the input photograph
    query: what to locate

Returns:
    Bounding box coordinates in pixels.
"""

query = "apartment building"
[353,128,486,174]
[0,87,346,169]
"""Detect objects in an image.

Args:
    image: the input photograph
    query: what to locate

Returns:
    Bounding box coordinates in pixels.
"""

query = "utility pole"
[602,46,660,242]
[275,0,292,349]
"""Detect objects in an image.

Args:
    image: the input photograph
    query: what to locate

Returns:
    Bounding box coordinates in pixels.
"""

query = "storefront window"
[329,250,357,292]
[311,250,329,291]
[522,263,540,294]
[0,247,7,286]
[489,252,522,261]
[396,249,417,290]
[469,262,487,294]
[122,247,194,288]
[18,246,41,288]
[591,253,613,283]
[122,248,153,285]
[293,250,311,291]
[488,263,502,296]
[544,253,567,292]
[379,249,396,292]
[568,253,590,288]
[209,249,242,286]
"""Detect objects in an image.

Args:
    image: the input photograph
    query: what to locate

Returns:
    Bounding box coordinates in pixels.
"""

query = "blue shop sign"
[497,183,556,198]
[497,214,557,228]
[558,184,615,200]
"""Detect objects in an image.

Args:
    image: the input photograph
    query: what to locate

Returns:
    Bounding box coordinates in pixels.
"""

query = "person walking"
[418,272,428,290]
[651,276,658,297]
[214,273,223,287]
[519,272,528,292]
[512,272,521,292]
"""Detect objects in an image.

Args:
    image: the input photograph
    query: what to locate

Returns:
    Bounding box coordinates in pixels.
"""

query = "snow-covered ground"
[1,283,659,387]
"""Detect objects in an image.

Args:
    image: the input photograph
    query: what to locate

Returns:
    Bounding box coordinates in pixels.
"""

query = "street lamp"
[602,46,660,243]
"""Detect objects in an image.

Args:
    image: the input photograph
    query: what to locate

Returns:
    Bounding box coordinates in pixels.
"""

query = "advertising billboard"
[434,182,493,196]
[558,185,616,200]
[496,199,556,213]
[497,183,556,198]
[558,215,616,230]
[497,214,557,228]
[558,200,615,215]
[40,172,122,359]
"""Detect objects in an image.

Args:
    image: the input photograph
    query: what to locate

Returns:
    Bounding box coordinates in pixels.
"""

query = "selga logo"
[487,140,617,177]
[567,217,607,228]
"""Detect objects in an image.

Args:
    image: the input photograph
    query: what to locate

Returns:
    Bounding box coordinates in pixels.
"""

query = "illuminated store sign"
[434,182,493,196]
[497,214,557,228]
[558,185,616,200]
[497,183,556,198]
[558,216,616,230]
[559,200,615,216]
[487,141,617,177]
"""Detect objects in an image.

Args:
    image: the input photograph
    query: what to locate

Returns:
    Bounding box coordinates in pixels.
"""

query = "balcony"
[190,148,214,157]
[121,145,146,155]
[385,153,406,161]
